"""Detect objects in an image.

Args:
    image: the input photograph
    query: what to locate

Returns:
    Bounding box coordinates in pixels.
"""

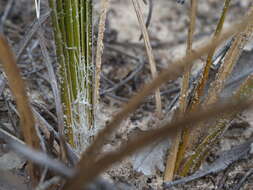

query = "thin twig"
[16,11,50,61]
[0,75,5,96]
[0,0,15,34]
[35,176,61,190]
[231,168,253,190]
[39,168,48,185]
[106,93,129,102]
[0,125,72,178]
[132,0,162,115]
[164,0,197,181]
[37,21,67,162]
[4,97,20,136]
[105,44,140,61]
[35,123,48,184]
[139,0,153,40]
[0,127,24,145]
[101,59,144,95]
[8,141,75,178]
[32,108,80,165]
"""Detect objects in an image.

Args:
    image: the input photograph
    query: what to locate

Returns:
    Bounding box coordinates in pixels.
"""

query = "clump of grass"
[165,2,253,179]
[174,0,232,177]
[48,0,94,151]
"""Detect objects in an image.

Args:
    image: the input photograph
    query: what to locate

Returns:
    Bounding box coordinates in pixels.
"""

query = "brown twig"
[0,35,40,185]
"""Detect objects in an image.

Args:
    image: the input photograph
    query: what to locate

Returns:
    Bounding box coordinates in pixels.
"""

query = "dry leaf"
[130,139,169,175]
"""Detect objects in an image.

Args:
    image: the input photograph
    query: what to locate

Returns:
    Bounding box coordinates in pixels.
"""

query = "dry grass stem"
[132,0,162,116]
[0,35,40,185]
[195,0,231,100]
[94,0,110,109]
[164,0,198,181]
[37,27,68,162]
[206,6,253,106]
[16,11,50,61]
[176,0,232,174]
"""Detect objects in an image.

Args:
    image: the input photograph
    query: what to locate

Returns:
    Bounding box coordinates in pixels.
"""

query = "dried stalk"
[176,0,232,173]
[179,6,253,176]
[195,0,231,99]
[94,0,109,109]
[37,23,68,162]
[0,35,40,185]
[132,0,162,115]
[164,0,197,181]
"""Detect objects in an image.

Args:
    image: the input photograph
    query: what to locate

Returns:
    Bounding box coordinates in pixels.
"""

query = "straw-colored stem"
[179,5,253,176]
[0,36,41,185]
[177,0,231,175]
[94,0,109,112]
[132,0,162,116]
[164,0,197,181]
